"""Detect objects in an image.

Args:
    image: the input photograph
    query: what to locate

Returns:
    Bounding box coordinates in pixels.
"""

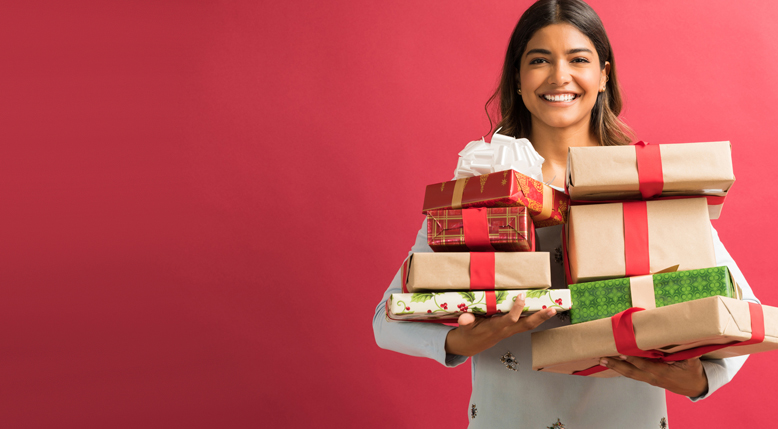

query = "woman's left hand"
[599,355,708,398]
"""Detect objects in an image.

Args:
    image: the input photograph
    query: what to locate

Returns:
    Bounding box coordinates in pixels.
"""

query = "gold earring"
[517,88,522,95]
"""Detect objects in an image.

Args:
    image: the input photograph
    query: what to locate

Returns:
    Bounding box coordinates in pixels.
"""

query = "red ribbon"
[462,208,495,251]
[485,291,497,316]
[573,302,765,376]
[634,141,664,199]
[469,252,495,290]
[623,201,650,277]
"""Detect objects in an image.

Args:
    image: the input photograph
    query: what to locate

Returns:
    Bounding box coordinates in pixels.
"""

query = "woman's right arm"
[372,220,558,365]
[372,220,469,367]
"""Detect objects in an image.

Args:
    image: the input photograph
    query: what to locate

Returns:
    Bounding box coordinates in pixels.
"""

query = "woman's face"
[518,23,609,133]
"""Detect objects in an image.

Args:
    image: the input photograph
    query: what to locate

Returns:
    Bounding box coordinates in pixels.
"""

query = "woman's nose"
[548,62,572,86]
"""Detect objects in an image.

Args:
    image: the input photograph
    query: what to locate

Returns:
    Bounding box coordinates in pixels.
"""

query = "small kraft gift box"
[566,141,734,218]
[399,252,552,293]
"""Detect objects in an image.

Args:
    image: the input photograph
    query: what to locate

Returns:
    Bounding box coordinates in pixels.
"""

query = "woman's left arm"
[601,224,759,400]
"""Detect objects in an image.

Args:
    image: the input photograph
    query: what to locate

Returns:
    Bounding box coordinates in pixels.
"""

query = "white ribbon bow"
[453,131,545,181]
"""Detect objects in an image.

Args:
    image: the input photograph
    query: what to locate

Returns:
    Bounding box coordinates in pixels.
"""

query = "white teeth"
[544,94,576,102]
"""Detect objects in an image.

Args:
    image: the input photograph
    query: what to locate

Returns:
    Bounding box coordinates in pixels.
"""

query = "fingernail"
[547,308,556,316]
[518,292,525,300]
[599,358,608,367]
[619,355,627,360]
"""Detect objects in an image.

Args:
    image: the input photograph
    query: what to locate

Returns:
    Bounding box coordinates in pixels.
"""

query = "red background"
[2,0,777,427]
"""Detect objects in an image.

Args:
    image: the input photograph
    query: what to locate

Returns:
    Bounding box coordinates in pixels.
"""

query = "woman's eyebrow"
[525,47,593,56]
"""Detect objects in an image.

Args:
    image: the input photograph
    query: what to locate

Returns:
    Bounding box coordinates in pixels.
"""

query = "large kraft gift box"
[532,296,778,377]
[566,141,734,219]
[422,170,569,228]
[427,206,535,252]
[566,197,716,284]
[401,252,551,293]
[569,266,742,324]
[386,289,570,322]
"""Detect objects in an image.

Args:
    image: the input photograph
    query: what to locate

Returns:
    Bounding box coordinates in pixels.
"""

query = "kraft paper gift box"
[532,296,778,377]
[566,141,735,218]
[400,252,552,293]
[565,198,716,284]
[422,170,569,228]
[426,206,535,252]
[569,266,742,324]
[386,289,571,322]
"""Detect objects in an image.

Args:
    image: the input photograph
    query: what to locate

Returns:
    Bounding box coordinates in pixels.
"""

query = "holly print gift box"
[386,289,571,322]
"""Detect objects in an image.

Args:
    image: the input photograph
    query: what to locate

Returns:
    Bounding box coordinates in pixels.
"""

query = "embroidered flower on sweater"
[470,404,477,419]
[547,418,566,428]
[500,351,519,371]
[659,417,667,429]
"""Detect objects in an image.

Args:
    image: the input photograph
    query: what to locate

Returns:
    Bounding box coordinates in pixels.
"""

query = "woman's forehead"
[525,23,596,55]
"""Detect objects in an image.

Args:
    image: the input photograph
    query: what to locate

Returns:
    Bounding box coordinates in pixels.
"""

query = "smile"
[541,94,579,102]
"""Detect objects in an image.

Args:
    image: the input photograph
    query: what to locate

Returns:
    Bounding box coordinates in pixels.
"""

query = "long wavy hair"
[486,0,633,146]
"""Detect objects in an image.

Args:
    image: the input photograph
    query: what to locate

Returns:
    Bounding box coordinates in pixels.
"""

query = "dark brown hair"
[486,0,633,146]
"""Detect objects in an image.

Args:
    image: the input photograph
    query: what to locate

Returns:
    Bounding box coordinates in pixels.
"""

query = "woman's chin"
[533,115,589,131]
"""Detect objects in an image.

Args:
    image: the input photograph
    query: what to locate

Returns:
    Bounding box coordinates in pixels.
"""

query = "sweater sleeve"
[689,225,760,401]
[372,220,469,368]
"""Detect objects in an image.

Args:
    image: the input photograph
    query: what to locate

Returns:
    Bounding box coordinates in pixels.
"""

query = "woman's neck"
[529,118,599,187]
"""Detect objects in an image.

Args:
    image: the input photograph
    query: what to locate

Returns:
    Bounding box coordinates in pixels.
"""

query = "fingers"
[507,306,556,334]
[621,355,667,375]
[505,293,526,323]
[457,312,476,328]
[600,357,658,386]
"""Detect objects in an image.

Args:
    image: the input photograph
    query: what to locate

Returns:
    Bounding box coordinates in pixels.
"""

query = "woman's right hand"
[444,293,557,356]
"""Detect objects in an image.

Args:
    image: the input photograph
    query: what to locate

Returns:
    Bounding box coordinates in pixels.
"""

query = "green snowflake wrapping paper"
[386,289,570,322]
[569,266,740,324]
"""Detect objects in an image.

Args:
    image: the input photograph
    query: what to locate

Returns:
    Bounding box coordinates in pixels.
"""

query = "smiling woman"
[372,0,760,428]
[488,0,631,148]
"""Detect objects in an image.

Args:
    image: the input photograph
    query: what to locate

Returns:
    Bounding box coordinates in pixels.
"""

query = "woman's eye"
[572,57,590,63]
[529,58,548,64]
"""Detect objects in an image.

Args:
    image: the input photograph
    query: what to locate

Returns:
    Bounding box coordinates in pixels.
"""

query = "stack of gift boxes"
[532,141,778,376]
[385,168,573,322]
[384,138,778,374]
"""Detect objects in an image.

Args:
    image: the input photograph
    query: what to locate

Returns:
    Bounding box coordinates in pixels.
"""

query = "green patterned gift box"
[569,266,741,324]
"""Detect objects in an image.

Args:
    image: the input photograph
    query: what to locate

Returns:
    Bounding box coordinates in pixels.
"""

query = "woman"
[372,0,758,427]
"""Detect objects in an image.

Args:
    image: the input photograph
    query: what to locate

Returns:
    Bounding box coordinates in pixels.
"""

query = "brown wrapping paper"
[405,252,551,292]
[531,296,778,377]
[566,142,735,213]
[567,198,715,284]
